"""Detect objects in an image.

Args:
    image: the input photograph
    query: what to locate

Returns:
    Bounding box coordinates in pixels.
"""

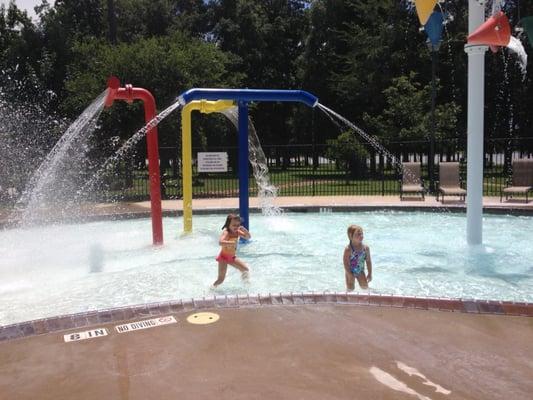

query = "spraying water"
[500,49,516,178]
[487,1,528,76]
[507,36,528,77]
[316,103,457,216]
[0,78,69,206]
[221,106,282,216]
[490,0,504,16]
[317,103,402,172]
[15,90,108,224]
[78,99,183,199]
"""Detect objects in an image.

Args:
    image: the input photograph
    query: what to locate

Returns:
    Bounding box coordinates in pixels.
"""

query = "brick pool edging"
[1,293,531,342]
[3,202,533,228]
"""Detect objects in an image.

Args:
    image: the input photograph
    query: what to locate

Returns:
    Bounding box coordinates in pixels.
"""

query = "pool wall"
[3,203,533,230]
[1,292,531,342]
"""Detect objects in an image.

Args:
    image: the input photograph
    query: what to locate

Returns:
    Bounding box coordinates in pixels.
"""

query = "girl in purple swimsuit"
[343,224,373,290]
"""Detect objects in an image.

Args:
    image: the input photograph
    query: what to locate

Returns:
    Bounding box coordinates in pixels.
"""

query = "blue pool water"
[0,211,532,325]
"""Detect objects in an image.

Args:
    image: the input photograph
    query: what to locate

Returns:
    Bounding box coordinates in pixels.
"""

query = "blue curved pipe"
[177,88,319,233]
[177,88,319,108]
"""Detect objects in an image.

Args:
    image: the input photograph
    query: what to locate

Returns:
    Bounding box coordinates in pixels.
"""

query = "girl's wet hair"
[222,213,241,230]
[347,224,363,242]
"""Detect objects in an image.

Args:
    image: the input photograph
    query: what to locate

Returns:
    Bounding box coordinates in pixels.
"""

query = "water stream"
[220,107,282,216]
[0,80,69,204]
[507,36,528,77]
[317,103,403,173]
[316,103,456,216]
[78,100,183,199]
[14,90,108,224]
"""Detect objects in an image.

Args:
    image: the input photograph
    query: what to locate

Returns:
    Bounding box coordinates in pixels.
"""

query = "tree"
[326,130,369,182]
[210,0,310,145]
[62,31,241,155]
[0,2,45,101]
[363,72,460,143]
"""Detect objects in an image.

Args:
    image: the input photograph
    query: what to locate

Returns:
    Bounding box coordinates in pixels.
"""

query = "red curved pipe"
[105,76,163,245]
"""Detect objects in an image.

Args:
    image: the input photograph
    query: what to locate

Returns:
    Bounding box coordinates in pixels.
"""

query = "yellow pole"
[182,103,194,233]
[181,100,235,233]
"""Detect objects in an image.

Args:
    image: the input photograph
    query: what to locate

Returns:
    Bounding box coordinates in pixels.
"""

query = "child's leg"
[345,271,355,291]
[230,258,249,280]
[213,262,228,287]
[356,273,368,289]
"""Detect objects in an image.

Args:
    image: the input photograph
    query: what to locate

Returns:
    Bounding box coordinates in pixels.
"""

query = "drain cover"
[186,312,220,325]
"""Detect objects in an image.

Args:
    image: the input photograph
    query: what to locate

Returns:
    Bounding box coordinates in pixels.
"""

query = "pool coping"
[80,205,533,221]
[3,203,533,228]
[1,293,531,342]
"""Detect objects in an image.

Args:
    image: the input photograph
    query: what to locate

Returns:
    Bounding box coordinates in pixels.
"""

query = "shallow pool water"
[1,211,532,325]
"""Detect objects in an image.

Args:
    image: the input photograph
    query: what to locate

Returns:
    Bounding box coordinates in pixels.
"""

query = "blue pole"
[238,101,249,232]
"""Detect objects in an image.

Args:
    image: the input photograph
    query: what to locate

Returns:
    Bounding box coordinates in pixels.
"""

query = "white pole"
[465,0,487,245]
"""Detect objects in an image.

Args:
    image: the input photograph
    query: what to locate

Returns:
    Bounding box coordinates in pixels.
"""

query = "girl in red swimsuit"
[213,214,251,287]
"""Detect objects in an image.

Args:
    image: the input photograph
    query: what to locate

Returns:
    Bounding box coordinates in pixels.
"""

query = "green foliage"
[1,0,532,156]
[64,31,239,111]
[0,2,45,99]
[62,31,241,153]
[210,0,311,145]
[326,131,369,180]
[363,72,460,142]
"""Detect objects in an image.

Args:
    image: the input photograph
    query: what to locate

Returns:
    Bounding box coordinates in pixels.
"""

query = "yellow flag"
[415,0,438,25]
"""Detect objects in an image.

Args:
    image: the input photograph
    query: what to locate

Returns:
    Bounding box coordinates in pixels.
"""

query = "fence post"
[312,110,316,196]
[380,153,385,196]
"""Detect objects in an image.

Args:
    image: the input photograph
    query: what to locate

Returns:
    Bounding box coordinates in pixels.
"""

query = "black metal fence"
[96,137,533,202]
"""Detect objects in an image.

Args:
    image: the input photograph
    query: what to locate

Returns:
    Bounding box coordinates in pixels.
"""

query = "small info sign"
[198,152,228,172]
[64,328,108,343]
[115,316,177,333]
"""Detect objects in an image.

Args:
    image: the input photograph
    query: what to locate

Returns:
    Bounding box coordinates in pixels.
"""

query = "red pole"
[105,77,164,245]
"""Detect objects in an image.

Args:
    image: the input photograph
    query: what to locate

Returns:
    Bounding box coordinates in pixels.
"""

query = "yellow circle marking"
[186,312,220,325]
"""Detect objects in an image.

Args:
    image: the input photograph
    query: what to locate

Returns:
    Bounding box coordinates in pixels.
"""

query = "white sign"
[115,316,177,333]
[64,328,108,343]
[197,152,228,172]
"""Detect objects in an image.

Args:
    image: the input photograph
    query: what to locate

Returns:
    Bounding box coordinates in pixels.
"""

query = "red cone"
[468,11,511,47]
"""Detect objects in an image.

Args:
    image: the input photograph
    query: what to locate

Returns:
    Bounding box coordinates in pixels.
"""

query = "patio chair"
[436,162,466,202]
[500,159,533,203]
[400,162,425,200]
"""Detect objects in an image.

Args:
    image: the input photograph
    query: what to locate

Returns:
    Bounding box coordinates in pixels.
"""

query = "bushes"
[326,131,369,181]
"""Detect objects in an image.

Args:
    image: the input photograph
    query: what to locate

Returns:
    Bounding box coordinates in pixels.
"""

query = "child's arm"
[219,230,237,247]
[238,226,251,240]
[343,247,351,273]
[365,246,373,282]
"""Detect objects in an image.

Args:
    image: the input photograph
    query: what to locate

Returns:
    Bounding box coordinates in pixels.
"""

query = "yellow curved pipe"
[181,100,235,233]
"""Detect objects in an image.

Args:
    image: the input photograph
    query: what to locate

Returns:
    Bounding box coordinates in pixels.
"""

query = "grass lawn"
[99,164,508,199]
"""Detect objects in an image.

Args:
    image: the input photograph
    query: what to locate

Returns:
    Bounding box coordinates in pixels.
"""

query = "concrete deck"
[1,304,532,400]
[88,195,533,216]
